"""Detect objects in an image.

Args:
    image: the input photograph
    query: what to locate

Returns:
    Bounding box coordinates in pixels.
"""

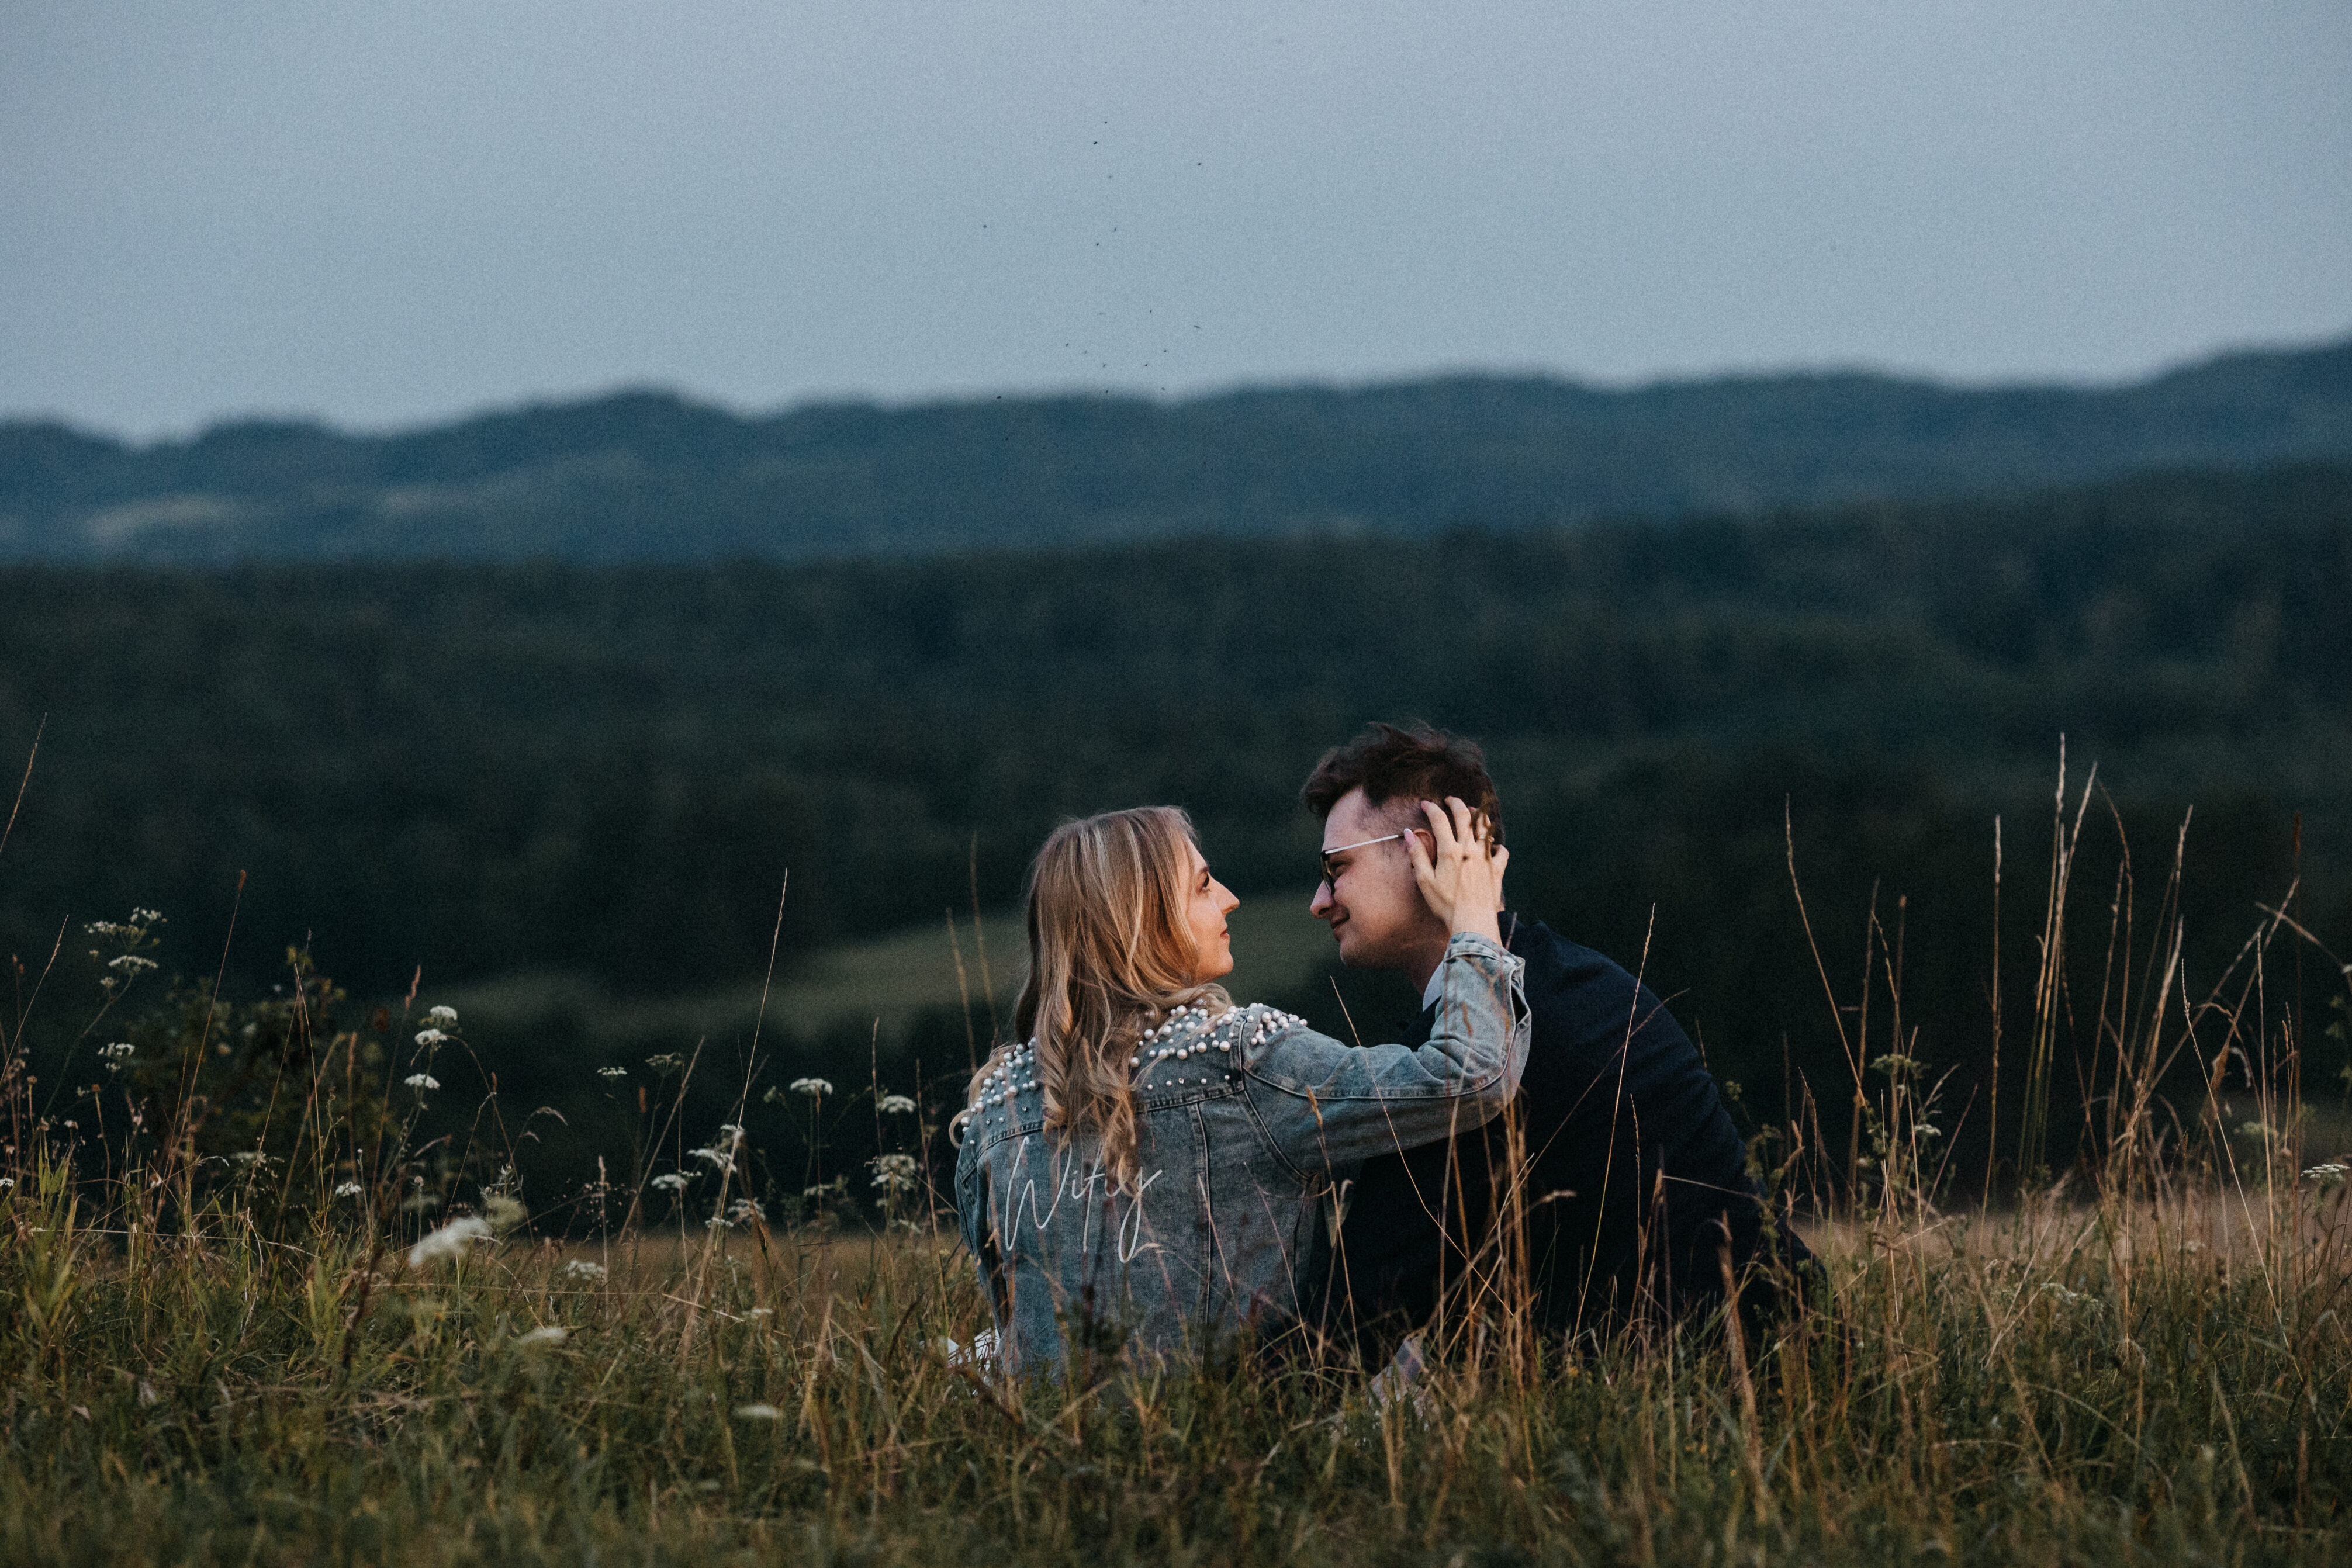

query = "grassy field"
[8,820,2352,1566]
[4,1165,2351,1566]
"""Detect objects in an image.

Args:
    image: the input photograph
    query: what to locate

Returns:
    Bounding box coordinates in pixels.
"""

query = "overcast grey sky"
[4,0,2347,438]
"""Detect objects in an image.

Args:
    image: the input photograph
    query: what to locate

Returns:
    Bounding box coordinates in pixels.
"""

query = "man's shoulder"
[1504,916,1688,1052]
[1504,916,1640,998]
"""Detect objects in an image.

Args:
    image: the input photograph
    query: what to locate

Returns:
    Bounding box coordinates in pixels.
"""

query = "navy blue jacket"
[1314,914,1797,1354]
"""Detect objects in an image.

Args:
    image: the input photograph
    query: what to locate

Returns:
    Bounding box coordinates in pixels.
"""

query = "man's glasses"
[1318,832,1408,889]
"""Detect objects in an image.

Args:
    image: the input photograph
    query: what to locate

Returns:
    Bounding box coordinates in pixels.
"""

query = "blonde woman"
[953,799,1525,1375]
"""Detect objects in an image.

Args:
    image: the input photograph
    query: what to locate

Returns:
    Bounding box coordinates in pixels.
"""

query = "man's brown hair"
[1300,722,1503,844]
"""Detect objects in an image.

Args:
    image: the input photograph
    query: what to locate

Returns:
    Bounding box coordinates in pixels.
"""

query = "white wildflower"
[406,1216,494,1268]
[414,1028,448,1048]
[334,1181,365,1197]
[869,1152,919,1195]
[725,1197,765,1227]
[425,1005,458,1027]
[515,1325,568,1345]
[404,1072,440,1091]
[733,1403,783,1421]
[229,1150,274,1167]
[107,954,158,974]
[597,1065,628,1079]
[878,1093,918,1116]
[0,1177,15,1189]
[788,1077,832,1098]
[99,1041,136,1060]
[2305,1162,2349,1190]
[87,911,160,938]
[649,1172,692,1193]
[562,1259,608,1282]
[689,1124,745,1174]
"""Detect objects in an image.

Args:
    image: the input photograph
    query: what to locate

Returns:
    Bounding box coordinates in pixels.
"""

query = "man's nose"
[1309,882,1334,916]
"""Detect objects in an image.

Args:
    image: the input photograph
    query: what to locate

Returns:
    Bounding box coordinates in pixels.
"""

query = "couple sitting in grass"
[952,723,1806,1377]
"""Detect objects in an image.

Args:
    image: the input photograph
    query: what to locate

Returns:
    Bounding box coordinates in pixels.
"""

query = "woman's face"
[1180,840,1240,984]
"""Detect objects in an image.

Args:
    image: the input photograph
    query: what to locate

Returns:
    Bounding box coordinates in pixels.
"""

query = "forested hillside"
[2,338,2348,561]
[2,461,2347,1188]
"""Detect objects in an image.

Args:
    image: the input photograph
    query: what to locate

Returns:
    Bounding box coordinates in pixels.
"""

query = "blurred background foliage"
[2,460,2347,1221]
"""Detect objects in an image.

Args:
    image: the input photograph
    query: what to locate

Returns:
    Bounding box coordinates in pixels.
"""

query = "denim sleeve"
[1239,930,1529,1171]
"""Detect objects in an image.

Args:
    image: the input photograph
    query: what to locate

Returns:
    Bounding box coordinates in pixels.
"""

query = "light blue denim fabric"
[953,931,1528,1375]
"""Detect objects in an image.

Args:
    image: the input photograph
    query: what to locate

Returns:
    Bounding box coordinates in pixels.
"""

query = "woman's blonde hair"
[956,806,1230,1188]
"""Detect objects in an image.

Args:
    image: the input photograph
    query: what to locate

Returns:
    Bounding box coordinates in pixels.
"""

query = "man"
[1301,722,1803,1359]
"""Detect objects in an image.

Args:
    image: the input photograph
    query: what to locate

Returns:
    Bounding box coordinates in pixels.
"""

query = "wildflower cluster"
[710,1196,766,1230]
[690,1125,745,1175]
[869,1152,919,1195]
[85,907,165,993]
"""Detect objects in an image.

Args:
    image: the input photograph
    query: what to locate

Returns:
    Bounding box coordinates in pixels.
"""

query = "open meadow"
[2,461,2346,1566]
[5,770,2352,1567]
[6,1138,2352,1564]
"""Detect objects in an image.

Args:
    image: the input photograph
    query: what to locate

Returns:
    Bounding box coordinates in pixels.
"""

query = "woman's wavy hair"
[953,805,1230,1188]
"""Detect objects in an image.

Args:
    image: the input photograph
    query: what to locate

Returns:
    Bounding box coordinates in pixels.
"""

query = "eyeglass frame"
[1317,831,1414,890]
[1317,811,1497,890]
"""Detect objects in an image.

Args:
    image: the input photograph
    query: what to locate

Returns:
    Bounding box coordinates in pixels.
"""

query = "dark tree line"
[2,462,2347,1207]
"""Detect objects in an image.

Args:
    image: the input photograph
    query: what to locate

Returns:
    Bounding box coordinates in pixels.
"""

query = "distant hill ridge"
[4,337,2348,561]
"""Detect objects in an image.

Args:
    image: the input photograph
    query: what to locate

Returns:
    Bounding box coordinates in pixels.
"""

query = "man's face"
[1309,787,1445,971]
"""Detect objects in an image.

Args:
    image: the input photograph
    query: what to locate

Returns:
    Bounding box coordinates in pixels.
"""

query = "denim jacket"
[953,931,1528,1375]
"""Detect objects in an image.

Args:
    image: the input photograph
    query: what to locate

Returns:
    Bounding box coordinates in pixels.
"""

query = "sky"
[3,0,2348,439]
